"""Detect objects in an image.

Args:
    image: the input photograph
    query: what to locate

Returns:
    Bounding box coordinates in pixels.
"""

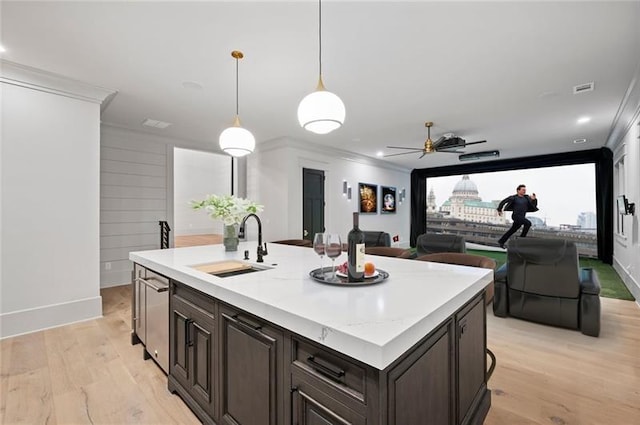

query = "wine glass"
[325,233,343,282]
[312,233,325,276]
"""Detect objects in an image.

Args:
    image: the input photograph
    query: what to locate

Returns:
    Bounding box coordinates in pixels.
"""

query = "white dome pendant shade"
[297,76,345,135]
[219,50,255,157]
[298,0,345,135]
[219,115,255,157]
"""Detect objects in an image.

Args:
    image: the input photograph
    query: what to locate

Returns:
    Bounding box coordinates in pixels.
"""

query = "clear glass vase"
[223,224,239,252]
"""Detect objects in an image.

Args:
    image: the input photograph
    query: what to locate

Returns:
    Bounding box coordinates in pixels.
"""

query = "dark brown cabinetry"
[167,277,490,425]
[169,283,216,423]
[219,305,284,425]
[386,320,454,425]
[456,297,488,425]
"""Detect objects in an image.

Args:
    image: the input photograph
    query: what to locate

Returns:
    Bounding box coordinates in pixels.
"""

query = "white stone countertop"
[130,242,492,369]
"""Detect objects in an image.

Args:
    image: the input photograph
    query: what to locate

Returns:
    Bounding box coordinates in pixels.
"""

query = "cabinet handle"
[296,388,351,425]
[459,322,467,338]
[306,356,345,380]
[186,319,194,347]
[233,314,262,331]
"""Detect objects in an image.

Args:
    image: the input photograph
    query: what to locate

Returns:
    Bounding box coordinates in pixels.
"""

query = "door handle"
[137,277,168,293]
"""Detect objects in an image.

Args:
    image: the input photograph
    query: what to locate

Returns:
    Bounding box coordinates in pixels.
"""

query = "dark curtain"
[410,148,613,264]
[410,170,426,246]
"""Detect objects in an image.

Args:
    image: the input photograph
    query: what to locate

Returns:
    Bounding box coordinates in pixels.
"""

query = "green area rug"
[466,249,635,301]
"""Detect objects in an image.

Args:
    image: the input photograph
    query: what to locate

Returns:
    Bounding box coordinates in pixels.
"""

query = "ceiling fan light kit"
[219,50,256,157]
[297,0,345,135]
[385,121,487,159]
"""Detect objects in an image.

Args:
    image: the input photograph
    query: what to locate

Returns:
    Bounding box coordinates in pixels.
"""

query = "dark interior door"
[303,168,325,241]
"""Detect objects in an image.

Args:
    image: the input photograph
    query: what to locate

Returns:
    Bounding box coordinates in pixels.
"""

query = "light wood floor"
[174,233,222,248]
[1,287,639,425]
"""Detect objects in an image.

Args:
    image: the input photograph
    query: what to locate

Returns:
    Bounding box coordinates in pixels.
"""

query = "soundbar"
[459,150,500,161]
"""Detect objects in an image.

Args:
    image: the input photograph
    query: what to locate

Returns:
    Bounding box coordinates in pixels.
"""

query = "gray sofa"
[493,238,601,337]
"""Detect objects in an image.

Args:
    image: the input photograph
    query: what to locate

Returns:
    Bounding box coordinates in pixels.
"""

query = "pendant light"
[297,0,345,135]
[219,50,255,157]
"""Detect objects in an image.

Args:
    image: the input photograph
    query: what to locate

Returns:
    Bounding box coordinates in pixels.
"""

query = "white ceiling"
[2,1,639,169]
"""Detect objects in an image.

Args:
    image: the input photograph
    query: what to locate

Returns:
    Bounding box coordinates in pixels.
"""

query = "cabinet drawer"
[172,280,215,316]
[292,338,367,403]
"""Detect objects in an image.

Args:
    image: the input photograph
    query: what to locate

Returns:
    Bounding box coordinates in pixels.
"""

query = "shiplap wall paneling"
[100,128,168,287]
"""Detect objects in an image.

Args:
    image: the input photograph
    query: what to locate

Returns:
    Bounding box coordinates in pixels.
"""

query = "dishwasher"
[132,264,169,374]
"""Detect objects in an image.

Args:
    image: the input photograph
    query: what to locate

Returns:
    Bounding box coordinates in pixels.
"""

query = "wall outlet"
[105,262,112,270]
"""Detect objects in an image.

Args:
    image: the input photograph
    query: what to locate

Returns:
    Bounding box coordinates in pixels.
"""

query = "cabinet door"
[386,321,453,425]
[170,296,191,388]
[291,374,365,425]
[219,306,283,425]
[189,306,216,417]
[457,298,486,424]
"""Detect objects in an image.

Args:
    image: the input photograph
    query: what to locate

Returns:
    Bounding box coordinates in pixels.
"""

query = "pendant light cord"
[318,0,322,78]
[235,56,239,116]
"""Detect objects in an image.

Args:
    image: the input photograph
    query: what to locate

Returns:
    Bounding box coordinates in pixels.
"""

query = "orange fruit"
[364,262,375,276]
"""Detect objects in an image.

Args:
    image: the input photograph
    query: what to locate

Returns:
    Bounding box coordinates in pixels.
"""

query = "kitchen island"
[131,242,492,425]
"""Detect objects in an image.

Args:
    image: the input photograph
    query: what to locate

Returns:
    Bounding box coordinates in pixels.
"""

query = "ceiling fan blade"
[437,149,464,154]
[386,146,424,150]
[384,151,425,158]
[460,140,487,147]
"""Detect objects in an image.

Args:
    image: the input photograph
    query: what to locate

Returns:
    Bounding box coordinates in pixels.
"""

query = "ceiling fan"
[385,122,487,159]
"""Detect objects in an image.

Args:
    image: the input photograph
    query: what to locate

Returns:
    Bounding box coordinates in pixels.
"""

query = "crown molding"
[606,60,640,149]
[257,136,412,174]
[0,59,117,109]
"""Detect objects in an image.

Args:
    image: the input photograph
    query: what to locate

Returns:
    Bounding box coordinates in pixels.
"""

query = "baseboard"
[0,296,103,339]
[612,258,640,307]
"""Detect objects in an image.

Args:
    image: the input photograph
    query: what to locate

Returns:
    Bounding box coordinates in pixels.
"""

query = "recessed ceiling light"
[182,81,203,91]
[538,90,558,99]
[577,116,591,124]
[0,45,6,53]
[573,138,587,144]
[376,151,384,157]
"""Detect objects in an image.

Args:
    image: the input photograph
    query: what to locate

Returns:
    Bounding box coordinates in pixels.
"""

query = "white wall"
[173,147,231,236]
[1,62,112,338]
[247,138,412,244]
[610,110,640,303]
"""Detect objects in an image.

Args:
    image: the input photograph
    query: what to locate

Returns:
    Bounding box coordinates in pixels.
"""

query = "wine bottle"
[347,212,365,282]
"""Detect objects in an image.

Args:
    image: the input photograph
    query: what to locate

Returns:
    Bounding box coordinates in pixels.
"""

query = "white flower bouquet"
[191,194,263,225]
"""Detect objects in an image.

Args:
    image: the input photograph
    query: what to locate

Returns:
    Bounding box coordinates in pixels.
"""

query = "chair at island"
[362,231,391,247]
[493,238,601,337]
[416,252,496,304]
[416,233,466,255]
[365,246,414,258]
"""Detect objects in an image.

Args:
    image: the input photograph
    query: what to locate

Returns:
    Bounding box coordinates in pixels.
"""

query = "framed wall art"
[381,186,397,214]
[358,182,378,214]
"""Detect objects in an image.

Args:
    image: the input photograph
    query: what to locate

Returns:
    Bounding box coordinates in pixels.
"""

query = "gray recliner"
[493,238,601,337]
[415,233,466,255]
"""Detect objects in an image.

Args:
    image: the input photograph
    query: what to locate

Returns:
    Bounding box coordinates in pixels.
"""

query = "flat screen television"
[617,195,634,215]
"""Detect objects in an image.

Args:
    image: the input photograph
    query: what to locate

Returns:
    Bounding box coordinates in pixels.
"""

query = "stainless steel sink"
[209,267,266,278]
[191,261,272,278]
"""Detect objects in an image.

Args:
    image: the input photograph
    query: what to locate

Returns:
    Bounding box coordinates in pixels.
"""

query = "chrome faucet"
[238,213,268,262]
